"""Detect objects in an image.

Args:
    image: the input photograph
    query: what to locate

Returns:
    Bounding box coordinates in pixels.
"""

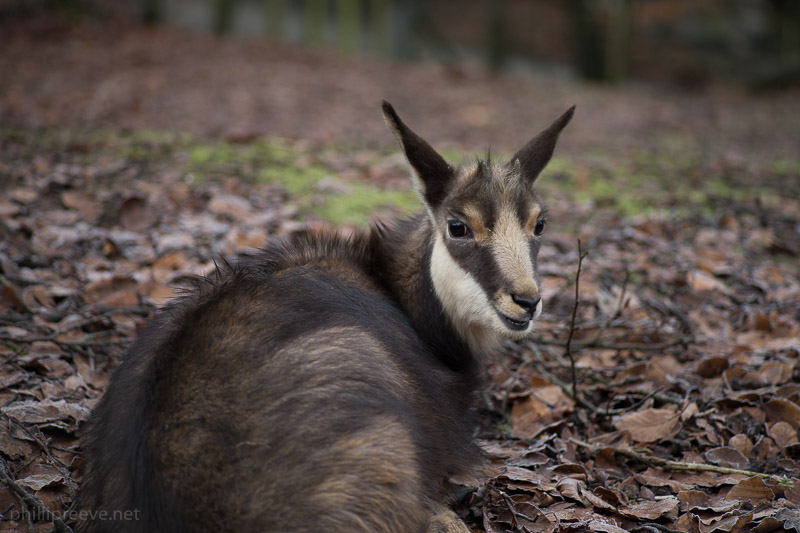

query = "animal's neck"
[370,215,482,373]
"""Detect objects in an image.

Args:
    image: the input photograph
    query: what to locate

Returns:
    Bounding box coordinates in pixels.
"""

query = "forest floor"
[1,16,800,533]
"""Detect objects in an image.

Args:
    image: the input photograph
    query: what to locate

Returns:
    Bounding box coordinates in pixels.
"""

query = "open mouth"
[498,312,530,332]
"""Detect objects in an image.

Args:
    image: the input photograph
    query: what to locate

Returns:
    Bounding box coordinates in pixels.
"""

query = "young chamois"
[77,102,574,533]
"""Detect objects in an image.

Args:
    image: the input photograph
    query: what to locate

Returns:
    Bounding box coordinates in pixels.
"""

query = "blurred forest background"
[4,0,800,87]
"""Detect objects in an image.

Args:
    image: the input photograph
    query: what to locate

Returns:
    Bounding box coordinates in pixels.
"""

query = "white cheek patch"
[430,232,503,355]
[430,232,490,325]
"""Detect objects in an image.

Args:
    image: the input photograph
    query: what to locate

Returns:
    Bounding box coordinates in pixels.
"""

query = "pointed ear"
[510,106,575,183]
[382,101,453,208]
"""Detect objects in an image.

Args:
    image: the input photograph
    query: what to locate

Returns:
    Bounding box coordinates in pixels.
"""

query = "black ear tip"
[381,100,397,119]
[551,105,576,131]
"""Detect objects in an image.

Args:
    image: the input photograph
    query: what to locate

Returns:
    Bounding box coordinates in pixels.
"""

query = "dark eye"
[534,219,546,236]
[448,220,472,239]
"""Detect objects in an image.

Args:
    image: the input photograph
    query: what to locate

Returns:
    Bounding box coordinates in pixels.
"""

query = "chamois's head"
[382,101,574,354]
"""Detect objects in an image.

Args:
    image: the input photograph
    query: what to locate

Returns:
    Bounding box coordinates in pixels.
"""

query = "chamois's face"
[427,160,546,348]
[383,102,574,354]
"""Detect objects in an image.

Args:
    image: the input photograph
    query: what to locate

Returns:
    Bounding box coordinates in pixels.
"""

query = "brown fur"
[77,103,573,532]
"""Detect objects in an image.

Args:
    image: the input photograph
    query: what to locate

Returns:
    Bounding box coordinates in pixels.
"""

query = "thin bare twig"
[570,438,789,482]
[564,239,588,401]
[500,490,519,530]
[0,332,134,348]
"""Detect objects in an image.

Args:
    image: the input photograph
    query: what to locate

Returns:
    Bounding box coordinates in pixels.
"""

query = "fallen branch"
[532,335,692,352]
[0,333,134,348]
[0,458,73,533]
[570,438,787,481]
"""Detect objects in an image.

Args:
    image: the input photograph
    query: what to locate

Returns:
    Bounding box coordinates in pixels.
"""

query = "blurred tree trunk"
[304,0,328,46]
[569,0,631,83]
[266,0,289,39]
[755,0,800,87]
[337,0,361,53]
[214,0,235,34]
[142,0,161,25]
[367,0,392,57]
[772,0,800,58]
[391,0,418,59]
[487,0,508,71]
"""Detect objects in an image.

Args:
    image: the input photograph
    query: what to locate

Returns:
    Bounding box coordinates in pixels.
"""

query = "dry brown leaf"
[635,468,692,492]
[119,195,158,231]
[478,440,515,459]
[0,197,21,218]
[21,285,55,312]
[751,516,784,533]
[15,472,64,492]
[776,383,800,405]
[141,280,178,306]
[696,356,730,378]
[0,431,34,460]
[0,372,27,389]
[724,476,774,503]
[735,330,800,352]
[613,406,681,443]
[1,399,90,425]
[764,398,800,427]
[704,447,749,469]
[222,227,268,254]
[691,501,741,514]
[673,471,747,488]
[586,519,629,533]
[728,434,753,458]
[593,486,626,507]
[74,353,110,391]
[84,275,140,307]
[785,482,800,507]
[208,192,253,220]
[645,354,686,384]
[496,466,555,492]
[64,374,87,392]
[618,497,679,520]
[750,435,779,461]
[681,401,700,421]
[529,382,573,409]
[511,396,551,439]
[768,421,799,449]
[583,489,616,511]
[688,269,729,294]
[61,190,101,220]
[697,509,753,533]
[758,361,794,385]
[548,502,594,522]
[511,451,549,467]
[678,489,713,511]
[555,477,587,505]
[1,281,26,313]
[551,463,587,480]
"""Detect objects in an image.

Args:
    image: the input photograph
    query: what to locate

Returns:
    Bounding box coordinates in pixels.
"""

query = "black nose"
[512,295,541,316]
